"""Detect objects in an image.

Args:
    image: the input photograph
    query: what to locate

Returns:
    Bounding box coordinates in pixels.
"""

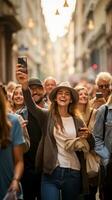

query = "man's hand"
[16,64,28,90]
[93,98,106,109]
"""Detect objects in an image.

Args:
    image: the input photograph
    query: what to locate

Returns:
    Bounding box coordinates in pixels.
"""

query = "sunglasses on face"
[98,84,110,89]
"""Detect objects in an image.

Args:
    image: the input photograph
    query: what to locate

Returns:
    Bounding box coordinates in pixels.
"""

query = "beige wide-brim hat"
[49,81,79,103]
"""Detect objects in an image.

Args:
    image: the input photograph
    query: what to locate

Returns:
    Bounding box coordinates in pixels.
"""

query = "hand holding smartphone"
[18,56,27,73]
[79,127,90,138]
[96,92,103,99]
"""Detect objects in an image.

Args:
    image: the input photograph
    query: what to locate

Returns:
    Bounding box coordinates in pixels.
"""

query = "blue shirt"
[0,113,25,200]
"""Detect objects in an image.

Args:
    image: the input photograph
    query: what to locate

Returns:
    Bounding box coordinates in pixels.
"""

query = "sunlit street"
[0,1,112,200]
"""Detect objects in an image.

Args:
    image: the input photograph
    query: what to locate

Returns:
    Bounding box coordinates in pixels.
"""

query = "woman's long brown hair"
[0,87,11,149]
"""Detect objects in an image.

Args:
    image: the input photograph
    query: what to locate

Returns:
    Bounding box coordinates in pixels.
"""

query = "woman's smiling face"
[13,87,24,107]
[78,88,88,105]
[56,88,72,107]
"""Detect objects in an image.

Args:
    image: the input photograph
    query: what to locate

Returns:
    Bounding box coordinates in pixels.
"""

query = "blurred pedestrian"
[0,85,25,200]
[6,81,17,109]
[43,76,57,107]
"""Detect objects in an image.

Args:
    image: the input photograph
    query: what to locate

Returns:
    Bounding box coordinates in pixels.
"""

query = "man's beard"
[34,96,44,105]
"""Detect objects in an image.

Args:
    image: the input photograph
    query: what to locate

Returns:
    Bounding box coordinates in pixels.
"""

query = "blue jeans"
[41,166,81,200]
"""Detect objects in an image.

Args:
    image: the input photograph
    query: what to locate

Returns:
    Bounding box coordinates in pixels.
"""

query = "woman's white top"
[54,116,80,170]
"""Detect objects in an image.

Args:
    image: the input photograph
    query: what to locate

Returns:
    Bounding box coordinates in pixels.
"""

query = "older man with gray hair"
[90,72,112,109]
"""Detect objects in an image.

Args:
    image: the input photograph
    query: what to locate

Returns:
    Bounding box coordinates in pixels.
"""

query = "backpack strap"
[103,105,108,141]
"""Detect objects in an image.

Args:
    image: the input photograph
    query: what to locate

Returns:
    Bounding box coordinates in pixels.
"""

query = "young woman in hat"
[16,65,94,200]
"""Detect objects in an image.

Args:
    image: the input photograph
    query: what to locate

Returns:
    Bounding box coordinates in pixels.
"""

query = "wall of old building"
[73,0,112,77]
[0,0,54,83]
[0,0,21,83]
[12,0,54,81]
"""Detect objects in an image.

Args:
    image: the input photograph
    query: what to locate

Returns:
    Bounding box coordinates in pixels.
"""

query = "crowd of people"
[0,68,112,200]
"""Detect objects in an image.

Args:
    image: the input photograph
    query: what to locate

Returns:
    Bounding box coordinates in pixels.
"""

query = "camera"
[18,56,27,73]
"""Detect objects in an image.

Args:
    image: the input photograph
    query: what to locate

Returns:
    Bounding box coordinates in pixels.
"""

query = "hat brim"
[29,83,43,87]
[49,86,79,103]
[28,78,43,88]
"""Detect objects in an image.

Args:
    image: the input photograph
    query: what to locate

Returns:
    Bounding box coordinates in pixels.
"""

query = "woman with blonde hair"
[75,85,96,131]
[12,84,25,113]
[75,85,98,200]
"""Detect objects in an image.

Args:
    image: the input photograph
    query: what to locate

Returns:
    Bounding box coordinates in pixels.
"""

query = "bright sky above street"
[41,0,76,41]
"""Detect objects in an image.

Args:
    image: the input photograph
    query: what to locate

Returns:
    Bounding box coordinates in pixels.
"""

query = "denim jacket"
[93,104,112,166]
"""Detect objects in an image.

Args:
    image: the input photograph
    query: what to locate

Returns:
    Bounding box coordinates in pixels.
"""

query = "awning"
[0,15,22,32]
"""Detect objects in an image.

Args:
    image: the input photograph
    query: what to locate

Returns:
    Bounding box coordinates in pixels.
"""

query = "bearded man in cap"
[20,77,46,200]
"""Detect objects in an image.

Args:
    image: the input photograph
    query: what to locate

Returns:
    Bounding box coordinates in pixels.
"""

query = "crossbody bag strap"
[103,105,108,141]
[87,109,94,127]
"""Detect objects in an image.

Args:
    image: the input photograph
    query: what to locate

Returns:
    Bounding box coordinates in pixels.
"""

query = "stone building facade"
[0,0,21,83]
[73,0,112,76]
[0,0,54,83]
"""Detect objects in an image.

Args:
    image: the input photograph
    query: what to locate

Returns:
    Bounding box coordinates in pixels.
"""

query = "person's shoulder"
[7,112,20,123]
[73,114,85,125]
[96,104,108,116]
[16,106,28,119]
[98,104,107,112]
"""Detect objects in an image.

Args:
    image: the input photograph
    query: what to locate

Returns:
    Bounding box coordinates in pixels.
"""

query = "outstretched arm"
[16,64,47,126]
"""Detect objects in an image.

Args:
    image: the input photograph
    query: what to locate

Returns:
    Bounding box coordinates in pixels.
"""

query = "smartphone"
[18,56,27,73]
[96,92,103,99]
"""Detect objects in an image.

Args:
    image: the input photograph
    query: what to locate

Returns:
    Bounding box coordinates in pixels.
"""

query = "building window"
[106,1,112,34]
[90,49,99,72]
[87,10,95,31]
